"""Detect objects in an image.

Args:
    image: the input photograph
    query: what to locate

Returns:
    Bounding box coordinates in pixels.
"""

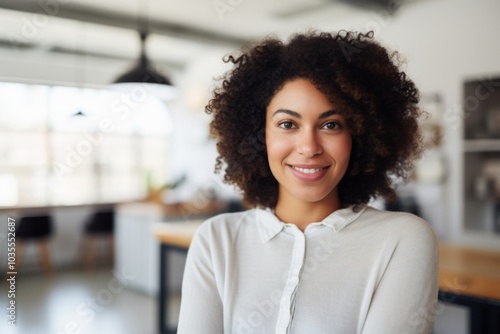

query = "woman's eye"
[278,121,295,129]
[322,121,341,130]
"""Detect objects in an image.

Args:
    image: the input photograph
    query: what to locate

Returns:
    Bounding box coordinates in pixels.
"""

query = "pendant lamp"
[114,31,171,85]
[111,31,177,101]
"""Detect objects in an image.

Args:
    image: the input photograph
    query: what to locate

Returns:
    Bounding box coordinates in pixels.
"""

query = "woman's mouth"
[291,166,325,174]
[287,164,330,182]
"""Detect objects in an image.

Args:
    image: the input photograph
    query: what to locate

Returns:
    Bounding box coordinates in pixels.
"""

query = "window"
[0,82,173,207]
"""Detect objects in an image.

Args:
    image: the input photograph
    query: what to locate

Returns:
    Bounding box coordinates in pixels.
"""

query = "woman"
[177,30,438,334]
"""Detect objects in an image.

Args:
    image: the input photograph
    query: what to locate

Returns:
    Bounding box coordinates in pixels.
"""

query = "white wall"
[166,48,241,203]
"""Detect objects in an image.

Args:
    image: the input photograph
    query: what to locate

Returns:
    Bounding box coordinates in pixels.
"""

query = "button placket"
[275,227,306,334]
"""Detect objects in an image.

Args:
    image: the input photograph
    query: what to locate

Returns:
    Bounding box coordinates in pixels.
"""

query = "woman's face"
[265,78,352,205]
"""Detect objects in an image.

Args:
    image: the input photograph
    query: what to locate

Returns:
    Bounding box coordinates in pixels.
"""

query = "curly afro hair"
[206,30,423,209]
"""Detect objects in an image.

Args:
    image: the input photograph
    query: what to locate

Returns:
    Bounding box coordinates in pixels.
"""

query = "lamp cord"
[138,0,149,66]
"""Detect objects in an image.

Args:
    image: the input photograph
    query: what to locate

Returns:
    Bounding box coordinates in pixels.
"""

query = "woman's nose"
[296,129,322,157]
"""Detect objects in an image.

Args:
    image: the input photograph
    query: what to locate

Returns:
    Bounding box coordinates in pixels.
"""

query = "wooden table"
[153,222,500,334]
[438,243,500,334]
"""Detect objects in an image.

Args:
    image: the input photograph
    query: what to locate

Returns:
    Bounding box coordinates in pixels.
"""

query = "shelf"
[463,139,500,152]
[461,77,500,245]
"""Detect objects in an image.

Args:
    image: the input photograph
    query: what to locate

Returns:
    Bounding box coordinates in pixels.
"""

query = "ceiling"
[0,0,404,70]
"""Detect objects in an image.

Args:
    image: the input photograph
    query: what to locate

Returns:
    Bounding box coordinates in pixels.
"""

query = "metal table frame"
[438,291,500,334]
[159,243,189,334]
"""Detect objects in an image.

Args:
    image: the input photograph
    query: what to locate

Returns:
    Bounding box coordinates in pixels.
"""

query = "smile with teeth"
[291,166,327,174]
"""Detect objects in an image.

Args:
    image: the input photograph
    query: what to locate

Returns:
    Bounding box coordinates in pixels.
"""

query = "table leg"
[468,302,484,334]
[485,301,500,334]
[159,244,188,334]
[159,243,167,333]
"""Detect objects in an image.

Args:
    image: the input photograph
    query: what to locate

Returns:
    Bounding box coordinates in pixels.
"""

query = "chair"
[81,210,114,269]
[16,215,55,277]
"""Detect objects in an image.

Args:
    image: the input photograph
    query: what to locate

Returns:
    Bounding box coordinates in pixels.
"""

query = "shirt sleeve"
[361,218,439,334]
[177,222,224,334]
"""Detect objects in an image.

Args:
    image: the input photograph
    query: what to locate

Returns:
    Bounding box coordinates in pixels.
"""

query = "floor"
[0,267,468,334]
[0,267,181,334]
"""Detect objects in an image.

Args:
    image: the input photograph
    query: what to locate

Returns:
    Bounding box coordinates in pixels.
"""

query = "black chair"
[16,215,55,277]
[81,210,114,269]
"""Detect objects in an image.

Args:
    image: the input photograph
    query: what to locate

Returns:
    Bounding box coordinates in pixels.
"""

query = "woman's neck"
[274,192,341,231]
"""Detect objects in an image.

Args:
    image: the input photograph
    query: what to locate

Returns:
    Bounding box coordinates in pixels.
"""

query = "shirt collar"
[320,205,367,232]
[255,208,286,243]
[254,205,367,243]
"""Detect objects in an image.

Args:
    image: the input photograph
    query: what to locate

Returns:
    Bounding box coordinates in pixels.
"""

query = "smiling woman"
[265,79,352,230]
[177,30,438,334]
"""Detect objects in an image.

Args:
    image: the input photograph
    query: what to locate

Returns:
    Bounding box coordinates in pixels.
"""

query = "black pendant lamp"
[114,31,172,86]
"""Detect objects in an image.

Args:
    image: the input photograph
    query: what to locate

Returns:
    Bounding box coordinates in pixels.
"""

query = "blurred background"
[0,0,499,333]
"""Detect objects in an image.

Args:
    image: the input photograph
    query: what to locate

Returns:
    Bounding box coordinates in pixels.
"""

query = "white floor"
[0,267,468,334]
[0,267,181,334]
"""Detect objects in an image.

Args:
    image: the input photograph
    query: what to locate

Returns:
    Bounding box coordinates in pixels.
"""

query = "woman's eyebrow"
[319,110,340,119]
[272,109,340,119]
[272,109,301,118]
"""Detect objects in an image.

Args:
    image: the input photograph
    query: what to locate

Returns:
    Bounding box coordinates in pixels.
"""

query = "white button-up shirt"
[177,205,438,334]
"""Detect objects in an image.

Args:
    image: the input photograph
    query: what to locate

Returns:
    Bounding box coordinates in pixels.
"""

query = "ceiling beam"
[0,1,248,47]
